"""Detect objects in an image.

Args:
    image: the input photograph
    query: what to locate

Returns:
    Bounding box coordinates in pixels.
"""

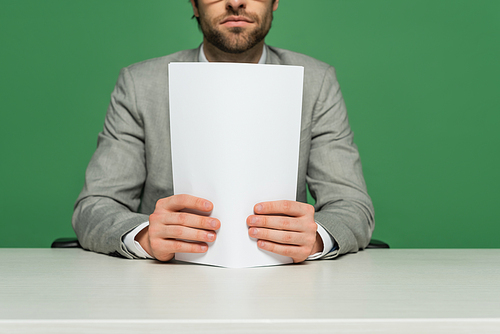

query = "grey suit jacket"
[73,45,375,259]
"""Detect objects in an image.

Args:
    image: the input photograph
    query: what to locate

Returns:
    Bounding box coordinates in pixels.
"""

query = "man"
[73,0,374,263]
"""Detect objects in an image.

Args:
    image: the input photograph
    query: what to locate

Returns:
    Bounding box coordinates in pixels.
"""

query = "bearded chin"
[202,23,270,54]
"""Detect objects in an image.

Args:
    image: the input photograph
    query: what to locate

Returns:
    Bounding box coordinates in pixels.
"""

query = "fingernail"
[250,228,258,236]
[251,217,258,225]
[207,232,215,241]
[201,245,208,252]
[210,219,217,228]
[258,240,265,248]
[255,204,262,212]
[205,202,211,210]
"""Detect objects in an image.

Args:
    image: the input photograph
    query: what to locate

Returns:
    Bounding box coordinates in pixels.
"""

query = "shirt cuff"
[306,222,336,260]
[123,221,154,259]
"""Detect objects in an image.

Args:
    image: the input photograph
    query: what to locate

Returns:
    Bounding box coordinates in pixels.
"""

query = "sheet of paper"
[169,62,304,268]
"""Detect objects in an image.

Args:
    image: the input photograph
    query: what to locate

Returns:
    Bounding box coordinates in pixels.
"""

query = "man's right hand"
[136,194,220,262]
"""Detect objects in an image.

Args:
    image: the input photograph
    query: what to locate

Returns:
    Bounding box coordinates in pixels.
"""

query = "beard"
[199,6,273,54]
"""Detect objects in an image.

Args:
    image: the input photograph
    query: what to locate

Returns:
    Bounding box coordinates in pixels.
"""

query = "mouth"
[220,15,254,27]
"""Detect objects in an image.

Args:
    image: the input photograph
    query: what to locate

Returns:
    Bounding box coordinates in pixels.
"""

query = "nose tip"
[226,0,247,10]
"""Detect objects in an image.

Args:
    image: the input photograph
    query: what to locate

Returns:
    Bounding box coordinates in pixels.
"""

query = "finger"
[166,211,220,230]
[256,240,309,263]
[248,227,308,246]
[156,194,213,213]
[254,200,314,217]
[151,239,209,261]
[155,225,217,243]
[247,215,315,233]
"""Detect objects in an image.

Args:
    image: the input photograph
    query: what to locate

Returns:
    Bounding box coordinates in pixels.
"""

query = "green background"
[1,0,499,249]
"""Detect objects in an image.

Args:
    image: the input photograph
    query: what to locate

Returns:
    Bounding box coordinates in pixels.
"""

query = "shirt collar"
[199,43,267,64]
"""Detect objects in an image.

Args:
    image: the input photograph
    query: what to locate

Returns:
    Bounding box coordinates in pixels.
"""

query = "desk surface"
[1,248,499,333]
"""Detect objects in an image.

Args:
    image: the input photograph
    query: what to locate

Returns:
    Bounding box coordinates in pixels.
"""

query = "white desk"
[1,249,499,333]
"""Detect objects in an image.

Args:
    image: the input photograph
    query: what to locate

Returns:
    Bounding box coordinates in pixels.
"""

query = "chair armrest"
[366,238,390,249]
[51,238,81,248]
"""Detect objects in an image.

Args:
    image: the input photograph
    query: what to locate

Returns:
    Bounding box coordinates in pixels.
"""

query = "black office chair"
[365,238,390,249]
[51,238,81,248]
[51,237,389,249]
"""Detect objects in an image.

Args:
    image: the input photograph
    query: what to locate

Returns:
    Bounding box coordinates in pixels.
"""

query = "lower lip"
[222,21,252,28]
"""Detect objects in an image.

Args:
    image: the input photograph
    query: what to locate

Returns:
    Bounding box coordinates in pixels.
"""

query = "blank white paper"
[169,62,304,268]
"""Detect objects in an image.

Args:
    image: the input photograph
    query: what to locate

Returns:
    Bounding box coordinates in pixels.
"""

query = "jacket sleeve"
[72,67,149,259]
[308,66,375,258]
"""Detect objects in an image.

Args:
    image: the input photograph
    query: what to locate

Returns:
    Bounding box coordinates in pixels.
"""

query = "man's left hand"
[246,200,323,263]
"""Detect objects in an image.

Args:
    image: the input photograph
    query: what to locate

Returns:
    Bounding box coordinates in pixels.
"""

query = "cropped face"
[191,0,279,54]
